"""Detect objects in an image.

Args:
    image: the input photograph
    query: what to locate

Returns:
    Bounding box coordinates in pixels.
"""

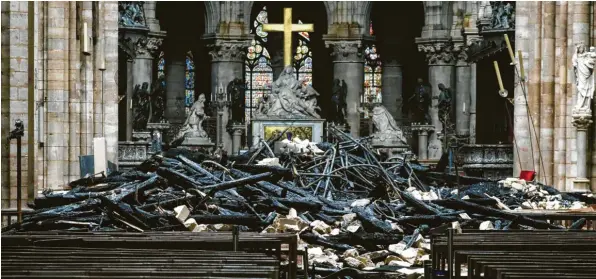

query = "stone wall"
[1,1,119,209]
[514,1,595,191]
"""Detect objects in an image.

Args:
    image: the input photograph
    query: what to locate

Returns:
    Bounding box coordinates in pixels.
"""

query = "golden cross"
[263,8,314,67]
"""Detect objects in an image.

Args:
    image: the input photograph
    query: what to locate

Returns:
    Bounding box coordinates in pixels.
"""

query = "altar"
[251,118,325,144]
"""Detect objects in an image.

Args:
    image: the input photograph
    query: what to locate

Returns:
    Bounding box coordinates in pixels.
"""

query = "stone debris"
[8,130,595,278]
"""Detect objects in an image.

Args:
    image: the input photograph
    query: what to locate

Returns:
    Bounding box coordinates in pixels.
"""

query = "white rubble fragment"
[452,221,463,233]
[174,205,190,223]
[257,157,281,167]
[344,257,365,268]
[396,248,420,264]
[397,267,425,279]
[388,242,407,254]
[183,218,198,231]
[262,208,309,233]
[311,220,332,234]
[346,224,361,233]
[341,248,359,258]
[307,247,324,259]
[459,213,472,220]
[351,199,371,207]
[330,228,340,235]
[341,213,357,227]
[479,221,494,230]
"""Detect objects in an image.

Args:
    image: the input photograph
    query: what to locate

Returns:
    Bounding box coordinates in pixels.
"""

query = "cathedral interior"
[2,2,596,278]
[3,1,596,209]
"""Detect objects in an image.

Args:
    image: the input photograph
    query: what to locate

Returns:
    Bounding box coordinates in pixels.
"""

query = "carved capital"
[571,111,593,130]
[417,41,460,65]
[207,40,248,62]
[326,40,364,62]
[136,36,163,57]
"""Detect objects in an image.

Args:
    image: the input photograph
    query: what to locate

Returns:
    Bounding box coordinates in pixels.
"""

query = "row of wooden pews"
[427,229,596,279]
[2,231,298,279]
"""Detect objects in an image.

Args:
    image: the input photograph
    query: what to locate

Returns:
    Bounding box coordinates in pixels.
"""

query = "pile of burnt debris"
[4,128,595,275]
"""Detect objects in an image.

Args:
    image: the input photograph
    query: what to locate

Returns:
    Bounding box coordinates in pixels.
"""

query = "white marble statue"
[171,93,209,143]
[572,43,595,112]
[371,105,408,145]
[257,66,321,119]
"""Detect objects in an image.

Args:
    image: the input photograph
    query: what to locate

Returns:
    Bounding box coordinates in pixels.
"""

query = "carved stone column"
[119,32,164,140]
[204,36,249,153]
[325,39,365,137]
[382,59,403,123]
[417,40,457,159]
[571,112,592,192]
[455,51,471,138]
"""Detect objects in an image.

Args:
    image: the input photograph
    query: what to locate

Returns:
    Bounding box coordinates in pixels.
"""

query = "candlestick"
[518,50,525,81]
[493,61,504,91]
[504,34,515,65]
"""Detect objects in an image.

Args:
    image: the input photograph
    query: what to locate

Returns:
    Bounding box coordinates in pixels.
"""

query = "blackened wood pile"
[2,127,594,274]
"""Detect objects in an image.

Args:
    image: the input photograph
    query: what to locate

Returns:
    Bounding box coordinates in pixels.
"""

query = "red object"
[519,171,536,181]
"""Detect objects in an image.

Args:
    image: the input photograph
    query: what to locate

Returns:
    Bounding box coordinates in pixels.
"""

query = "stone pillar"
[165,61,186,125]
[417,41,457,159]
[571,1,592,190]
[571,113,592,192]
[455,56,471,138]
[125,59,134,141]
[325,40,365,137]
[513,1,533,177]
[539,1,556,186]
[120,31,164,140]
[205,37,249,153]
[412,125,435,160]
[382,59,403,123]
[469,63,477,144]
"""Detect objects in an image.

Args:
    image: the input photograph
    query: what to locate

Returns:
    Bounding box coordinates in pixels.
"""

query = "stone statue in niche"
[371,105,408,145]
[437,83,453,134]
[257,66,321,119]
[490,2,515,30]
[408,78,431,124]
[119,2,146,28]
[170,93,209,144]
[148,76,166,123]
[227,78,246,123]
[331,79,347,124]
[572,43,595,112]
[132,82,150,131]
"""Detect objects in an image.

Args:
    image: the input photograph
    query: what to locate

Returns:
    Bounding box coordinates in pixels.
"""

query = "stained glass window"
[245,6,273,123]
[157,51,166,87]
[363,44,382,105]
[185,51,195,114]
[294,22,312,86]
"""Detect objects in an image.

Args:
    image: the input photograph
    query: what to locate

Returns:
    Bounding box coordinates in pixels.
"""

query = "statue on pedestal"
[257,66,321,119]
[331,79,347,124]
[408,78,431,124]
[371,105,408,145]
[572,43,595,112]
[227,78,246,123]
[170,93,210,144]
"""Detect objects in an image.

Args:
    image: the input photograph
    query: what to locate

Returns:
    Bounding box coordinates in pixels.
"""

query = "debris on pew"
[3,127,593,279]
